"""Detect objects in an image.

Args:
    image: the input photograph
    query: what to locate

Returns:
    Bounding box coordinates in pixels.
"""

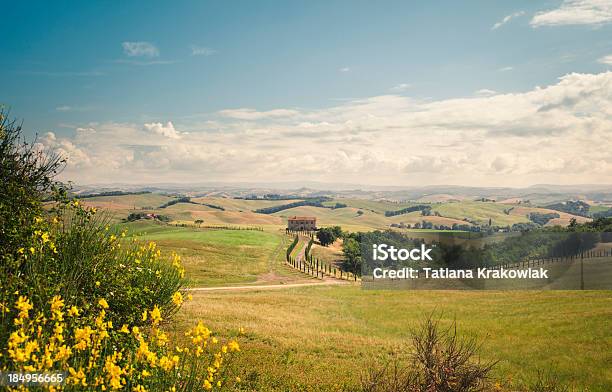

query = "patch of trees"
[200,202,224,210]
[510,222,539,232]
[592,208,612,219]
[316,226,343,246]
[286,236,299,261]
[255,198,329,214]
[159,197,192,208]
[552,217,612,242]
[126,212,170,222]
[545,200,590,217]
[158,197,225,210]
[384,205,431,217]
[331,202,347,209]
[528,212,560,226]
[77,190,151,199]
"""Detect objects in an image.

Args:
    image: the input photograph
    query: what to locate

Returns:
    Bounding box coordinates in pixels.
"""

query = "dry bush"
[361,315,496,392]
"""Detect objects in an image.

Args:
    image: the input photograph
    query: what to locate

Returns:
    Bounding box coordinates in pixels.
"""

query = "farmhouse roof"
[288,216,316,221]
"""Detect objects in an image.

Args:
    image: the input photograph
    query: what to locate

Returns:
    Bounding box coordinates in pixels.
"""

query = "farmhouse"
[288,216,317,231]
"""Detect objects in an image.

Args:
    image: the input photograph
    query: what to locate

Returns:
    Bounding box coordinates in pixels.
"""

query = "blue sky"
[1,1,612,186]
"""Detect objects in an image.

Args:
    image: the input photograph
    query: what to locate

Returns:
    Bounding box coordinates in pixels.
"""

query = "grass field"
[175,287,612,391]
[122,221,285,286]
[113,211,612,391]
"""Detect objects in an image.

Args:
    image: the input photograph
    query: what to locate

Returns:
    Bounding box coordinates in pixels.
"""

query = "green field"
[431,200,527,226]
[176,287,612,391]
[122,221,285,286]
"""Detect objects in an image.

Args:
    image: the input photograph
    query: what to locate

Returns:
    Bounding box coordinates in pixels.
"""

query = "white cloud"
[339,67,351,72]
[191,45,216,56]
[390,83,411,92]
[531,0,612,27]
[218,108,299,120]
[599,54,612,64]
[475,89,497,96]
[498,66,514,72]
[492,11,525,30]
[56,105,72,112]
[143,122,182,139]
[122,42,159,57]
[40,72,612,187]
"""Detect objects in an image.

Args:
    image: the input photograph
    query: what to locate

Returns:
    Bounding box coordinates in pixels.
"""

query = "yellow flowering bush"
[2,294,241,391]
[1,113,244,391]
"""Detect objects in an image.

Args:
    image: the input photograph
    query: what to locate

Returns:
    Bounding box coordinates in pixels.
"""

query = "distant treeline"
[158,197,224,210]
[76,190,151,199]
[391,220,545,233]
[240,194,305,201]
[528,212,560,226]
[384,205,431,217]
[592,208,612,219]
[126,212,170,222]
[545,200,590,217]
[254,197,333,214]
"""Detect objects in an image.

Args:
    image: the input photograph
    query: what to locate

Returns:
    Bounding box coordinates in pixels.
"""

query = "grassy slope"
[83,194,589,232]
[80,193,175,221]
[323,199,418,214]
[121,221,282,286]
[431,201,526,226]
[273,206,389,232]
[176,287,612,391]
[191,197,303,212]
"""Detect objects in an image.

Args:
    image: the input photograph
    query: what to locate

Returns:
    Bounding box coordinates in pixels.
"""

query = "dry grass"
[173,287,612,391]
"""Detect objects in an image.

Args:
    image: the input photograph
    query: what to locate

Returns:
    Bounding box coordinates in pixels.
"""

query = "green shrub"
[0,112,243,390]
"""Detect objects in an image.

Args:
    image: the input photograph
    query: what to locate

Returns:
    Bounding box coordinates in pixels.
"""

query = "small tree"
[194,219,204,227]
[317,227,336,246]
[342,237,362,275]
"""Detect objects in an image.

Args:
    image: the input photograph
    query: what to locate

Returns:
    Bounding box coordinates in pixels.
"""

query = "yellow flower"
[50,295,64,312]
[68,306,80,317]
[235,376,241,383]
[120,324,130,333]
[142,310,148,321]
[171,291,183,306]
[228,340,240,352]
[150,305,162,325]
[239,327,245,335]
[203,380,212,390]
[15,295,33,319]
[98,298,109,309]
[29,247,35,254]
[96,281,101,287]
